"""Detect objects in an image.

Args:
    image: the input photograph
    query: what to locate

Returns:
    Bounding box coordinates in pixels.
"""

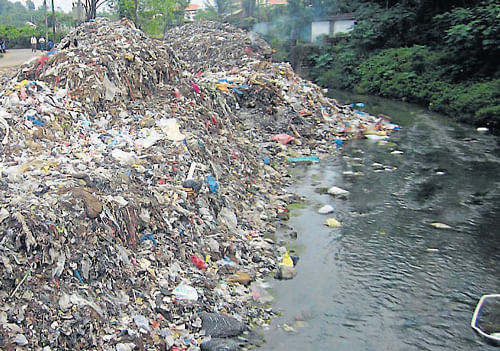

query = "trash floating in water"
[279,251,294,267]
[318,204,335,214]
[391,150,404,155]
[324,218,341,227]
[328,186,349,197]
[476,127,489,133]
[430,222,453,229]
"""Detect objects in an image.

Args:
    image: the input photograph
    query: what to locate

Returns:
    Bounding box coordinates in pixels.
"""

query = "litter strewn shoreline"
[0,18,398,350]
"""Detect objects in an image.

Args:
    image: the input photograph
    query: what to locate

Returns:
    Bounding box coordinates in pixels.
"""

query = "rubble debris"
[0,18,399,350]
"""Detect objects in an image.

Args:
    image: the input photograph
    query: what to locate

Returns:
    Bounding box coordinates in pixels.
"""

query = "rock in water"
[201,338,241,351]
[275,265,297,280]
[202,313,246,338]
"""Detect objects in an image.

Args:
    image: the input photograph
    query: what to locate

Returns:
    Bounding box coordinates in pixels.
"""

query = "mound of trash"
[0,18,399,351]
[166,21,272,73]
[21,18,184,113]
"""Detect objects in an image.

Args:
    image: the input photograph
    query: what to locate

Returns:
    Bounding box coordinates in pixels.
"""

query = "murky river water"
[259,92,500,350]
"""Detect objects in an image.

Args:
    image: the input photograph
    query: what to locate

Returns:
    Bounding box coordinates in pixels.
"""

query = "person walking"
[30,35,37,52]
[0,38,5,54]
[47,39,54,51]
[39,36,45,51]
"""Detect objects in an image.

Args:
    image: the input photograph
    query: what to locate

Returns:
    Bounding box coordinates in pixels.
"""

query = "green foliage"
[201,0,236,21]
[428,79,500,126]
[355,46,443,99]
[433,0,500,79]
[0,25,65,48]
[141,0,176,36]
[305,0,499,131]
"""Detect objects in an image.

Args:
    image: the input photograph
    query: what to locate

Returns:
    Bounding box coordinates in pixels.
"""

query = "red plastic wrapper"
[191,255,206,270]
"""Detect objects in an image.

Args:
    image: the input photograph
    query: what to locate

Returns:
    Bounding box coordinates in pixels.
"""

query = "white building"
[311,14,355,42]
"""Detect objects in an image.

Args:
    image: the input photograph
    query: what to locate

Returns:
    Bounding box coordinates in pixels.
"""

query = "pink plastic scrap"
[271,133,295,145]
[190,81,200,94]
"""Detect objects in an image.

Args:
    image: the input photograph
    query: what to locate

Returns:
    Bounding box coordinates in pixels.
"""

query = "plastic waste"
[430,222,452,229]
[206,176,218,193]
[217,207,237,231]
[328,186,349,197]
[111,149,137,165]
[270,133,295,145]
[133,314,151,332]
[318,204,334,214]
[157,118,185,141]
[324,218,341,227]
[191,255,206,270]
[365,134,388,141]
[249,281,274,303]
[14,334,28,346]
[103,74,120,100]
[287,156,319,163]
[140,234,158,246]
[349,102,365,108]
[279,252,294,267]
[173,283,198,302]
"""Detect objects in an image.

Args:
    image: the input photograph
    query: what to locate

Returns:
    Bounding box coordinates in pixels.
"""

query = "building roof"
[185,3,200,11]
[268,0,288,5]
[313,13,355,21]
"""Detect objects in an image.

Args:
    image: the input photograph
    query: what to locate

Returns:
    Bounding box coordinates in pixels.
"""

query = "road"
[0,49,43,74]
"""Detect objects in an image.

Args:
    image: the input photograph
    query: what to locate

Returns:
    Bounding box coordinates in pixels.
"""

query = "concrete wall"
[333,19,355,34]
[311,21,330,42]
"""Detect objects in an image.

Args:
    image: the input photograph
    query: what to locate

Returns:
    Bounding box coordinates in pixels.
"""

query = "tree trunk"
[44,0,48,44]
[134,0,138,27]
[51,0,56,42]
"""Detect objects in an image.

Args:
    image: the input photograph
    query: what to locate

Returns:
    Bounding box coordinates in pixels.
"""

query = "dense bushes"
[308,0,499,131]
[0,25,66,49]
[324,45,500,128]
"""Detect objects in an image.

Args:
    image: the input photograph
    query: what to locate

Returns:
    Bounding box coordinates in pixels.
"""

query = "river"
[258,91,500,350]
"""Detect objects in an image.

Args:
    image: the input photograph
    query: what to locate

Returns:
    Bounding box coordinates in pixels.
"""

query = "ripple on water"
[262,106,500,351]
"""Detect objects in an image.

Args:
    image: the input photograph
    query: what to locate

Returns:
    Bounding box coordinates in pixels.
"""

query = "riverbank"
[0,19,401,350]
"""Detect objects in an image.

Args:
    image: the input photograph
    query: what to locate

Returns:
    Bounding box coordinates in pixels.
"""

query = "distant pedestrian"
[39,37,45,51]
[0,38,5,54]
[30,35,37,52]
[48,39,54,51]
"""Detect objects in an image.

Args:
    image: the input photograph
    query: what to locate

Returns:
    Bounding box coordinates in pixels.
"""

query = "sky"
[24,0,206,14]
[26,0,75,13]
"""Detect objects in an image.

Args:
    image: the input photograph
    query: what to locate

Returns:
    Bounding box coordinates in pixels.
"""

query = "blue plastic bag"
[206,176,218,194]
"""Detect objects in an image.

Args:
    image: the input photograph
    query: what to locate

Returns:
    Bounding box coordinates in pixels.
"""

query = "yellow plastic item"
[215,83,229,92]
[324,218,341,227]
[280,252,294,267]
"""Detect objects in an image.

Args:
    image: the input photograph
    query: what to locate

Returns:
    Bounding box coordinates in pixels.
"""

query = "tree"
[84,0,108,20]
[241,0,256,17]
[172,0,190,25]
[141,0,176,36]
[51,0,55,41]
[202,0,236,21]
[26,0,35,11]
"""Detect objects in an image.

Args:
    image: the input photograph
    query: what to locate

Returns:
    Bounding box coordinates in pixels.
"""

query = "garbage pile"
[21,18,184,114]
[0,18,399,351]
[166,21,272,73]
